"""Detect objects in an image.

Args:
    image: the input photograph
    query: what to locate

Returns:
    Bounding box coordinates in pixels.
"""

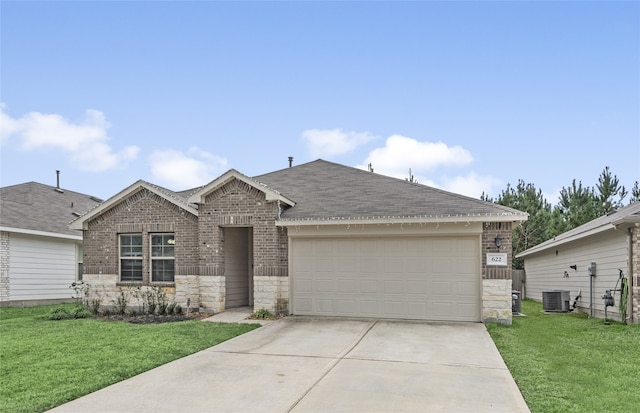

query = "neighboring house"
[517,202,640,323]
[70,160,528,324]
[0,181,103,306]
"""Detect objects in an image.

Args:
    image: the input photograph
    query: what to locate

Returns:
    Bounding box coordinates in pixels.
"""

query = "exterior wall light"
[494,235,502,248]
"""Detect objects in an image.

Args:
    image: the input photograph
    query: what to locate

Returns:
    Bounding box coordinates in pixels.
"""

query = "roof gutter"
[0,226,83,241]
[517,223,615,258]
[276,214,527,227]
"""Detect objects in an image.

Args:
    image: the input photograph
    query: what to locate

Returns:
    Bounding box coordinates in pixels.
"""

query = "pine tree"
[595,166,627,214]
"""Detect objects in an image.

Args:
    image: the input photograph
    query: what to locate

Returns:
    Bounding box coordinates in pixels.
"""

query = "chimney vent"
[54,170,64,193]
[288,157,293,168]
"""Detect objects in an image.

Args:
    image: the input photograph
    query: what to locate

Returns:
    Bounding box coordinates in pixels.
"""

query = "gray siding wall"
[524,229,628,320]
[7,233,78,302]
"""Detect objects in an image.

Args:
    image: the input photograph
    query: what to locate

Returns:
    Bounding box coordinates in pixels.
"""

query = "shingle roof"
[517,201,640,257]
[254,159,527,223]
[0,182,103,237]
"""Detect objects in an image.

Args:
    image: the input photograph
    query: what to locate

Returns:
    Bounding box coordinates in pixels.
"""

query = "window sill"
[151,282,176,287]
[116,282,176,288]
[116,282,143,287]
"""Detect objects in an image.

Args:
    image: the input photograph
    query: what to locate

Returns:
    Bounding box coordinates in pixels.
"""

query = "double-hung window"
[120,234,143,282]
[151,234,175,282]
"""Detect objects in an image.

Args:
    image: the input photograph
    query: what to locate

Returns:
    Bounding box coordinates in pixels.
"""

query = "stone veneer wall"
[81,273,202,311]
[254,275,289,315]
[199,276,225,313]
[0,231,9,304]
[482,279,512,325]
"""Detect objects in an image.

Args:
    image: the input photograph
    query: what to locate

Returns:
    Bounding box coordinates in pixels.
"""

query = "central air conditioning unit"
[542,290,570,312]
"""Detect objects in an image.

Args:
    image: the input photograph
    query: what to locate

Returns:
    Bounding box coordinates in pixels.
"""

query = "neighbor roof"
[517,201,640,258]
[255,159,527,225]
[0,182,103,238]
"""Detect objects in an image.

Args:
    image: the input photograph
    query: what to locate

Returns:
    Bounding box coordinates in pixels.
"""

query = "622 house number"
[487,253,507,266]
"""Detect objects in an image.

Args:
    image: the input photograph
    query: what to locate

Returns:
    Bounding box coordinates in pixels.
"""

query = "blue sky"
[1,1,639,204]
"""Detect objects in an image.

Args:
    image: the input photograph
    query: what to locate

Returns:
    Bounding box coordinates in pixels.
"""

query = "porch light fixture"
[494,235,503,248]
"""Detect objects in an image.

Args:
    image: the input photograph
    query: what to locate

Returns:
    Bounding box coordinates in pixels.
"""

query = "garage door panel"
[407,301,427,317]
[407,259,427,273]
[338,279,357,293]
[336,299,357,314]
[456,258,477,274]
[296,279,313,292]
[316,259,333,273]
[315,279,333,292]
[433,260,453,273]
[432,280,453,295]
[457,281,477,296]
[407,280,427,294]
[359,280,379,294]
[383,301,404,316]
[361,259,380,274]
[384,259,403,273]
[383,280,403,294]
[294,298,313,312]
[337,259,357,272]
[292,236,480,321]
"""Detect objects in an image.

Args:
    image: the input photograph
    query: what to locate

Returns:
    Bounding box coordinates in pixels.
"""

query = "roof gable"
[0,182,102,238]
[254,159,527,225]
[187,169,295,206]
[69,180,198,230]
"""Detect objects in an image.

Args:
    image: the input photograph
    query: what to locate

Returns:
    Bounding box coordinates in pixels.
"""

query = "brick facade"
[80,179,516,322]
[82,181,289,313]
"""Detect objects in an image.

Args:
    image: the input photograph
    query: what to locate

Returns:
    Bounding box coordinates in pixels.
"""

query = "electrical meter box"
[587,262,596,277]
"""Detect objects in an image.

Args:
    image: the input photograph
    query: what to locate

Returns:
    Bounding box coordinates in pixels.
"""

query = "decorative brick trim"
[254,266,288,277]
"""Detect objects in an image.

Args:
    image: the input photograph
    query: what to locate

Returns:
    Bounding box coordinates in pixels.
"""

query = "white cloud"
[356,134,500,198]
[360,135,473,178]
[302,128,375,157]
[440,172,502,199]
[149,147,228,190]
[0,104,140,171]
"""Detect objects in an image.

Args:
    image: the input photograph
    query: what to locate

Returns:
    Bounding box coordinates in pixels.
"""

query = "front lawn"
[0,304,260,413]
[487,300,640,413]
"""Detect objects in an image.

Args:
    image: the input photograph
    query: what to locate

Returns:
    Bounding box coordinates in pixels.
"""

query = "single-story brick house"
[517,201,640,323]
[70,159,528,324]
[1,181,102,306]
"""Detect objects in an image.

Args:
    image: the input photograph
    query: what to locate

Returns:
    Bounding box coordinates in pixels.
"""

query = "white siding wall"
[8,233,78,302]
[524,230,628,319]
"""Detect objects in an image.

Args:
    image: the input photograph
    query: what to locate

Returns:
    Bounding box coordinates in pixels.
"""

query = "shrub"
[251,309,274,319]
[47,306,92,320]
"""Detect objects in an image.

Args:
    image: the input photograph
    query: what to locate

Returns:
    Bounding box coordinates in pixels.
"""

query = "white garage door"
[291,236,480,322]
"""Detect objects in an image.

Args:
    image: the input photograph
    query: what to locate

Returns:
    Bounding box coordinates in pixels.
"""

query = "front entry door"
[224,227,253,308]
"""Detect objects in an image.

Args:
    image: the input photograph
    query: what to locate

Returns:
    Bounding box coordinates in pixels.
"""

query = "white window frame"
[119,233,143,282]
[150,233,175,283]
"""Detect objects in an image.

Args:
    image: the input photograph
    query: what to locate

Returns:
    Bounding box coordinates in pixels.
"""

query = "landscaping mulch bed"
[96,312,208,324]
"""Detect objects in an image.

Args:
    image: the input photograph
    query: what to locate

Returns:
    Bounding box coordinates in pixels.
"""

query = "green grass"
[487,300,640,413]
[0,303,260,413]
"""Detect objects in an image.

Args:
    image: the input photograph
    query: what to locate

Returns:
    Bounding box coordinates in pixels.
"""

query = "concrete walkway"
[48,317,530,413]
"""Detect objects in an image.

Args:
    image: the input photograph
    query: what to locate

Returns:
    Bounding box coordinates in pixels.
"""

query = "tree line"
[481,167,640,269]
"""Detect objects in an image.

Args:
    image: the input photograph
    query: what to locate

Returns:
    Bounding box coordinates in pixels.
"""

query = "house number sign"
[486,253,508,266]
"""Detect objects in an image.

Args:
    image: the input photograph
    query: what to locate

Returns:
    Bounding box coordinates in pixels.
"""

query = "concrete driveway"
[48,318,530,413]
